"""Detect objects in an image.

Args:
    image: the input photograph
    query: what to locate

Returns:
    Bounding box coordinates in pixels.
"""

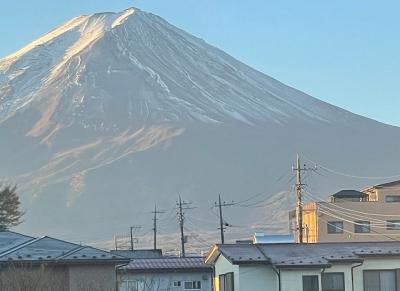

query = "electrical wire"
[304,190,400,217]
[303,155,400,180]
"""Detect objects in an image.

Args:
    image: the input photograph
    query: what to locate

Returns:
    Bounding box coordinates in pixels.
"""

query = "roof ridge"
[0,236,42,258]
[55,245,86,261]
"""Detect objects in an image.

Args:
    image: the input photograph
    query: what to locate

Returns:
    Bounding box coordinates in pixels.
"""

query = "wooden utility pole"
[129,225,142,251]
[176,196,193,257]
[215,194,234,244]
[152,204,164,250]
[293,154,315,243]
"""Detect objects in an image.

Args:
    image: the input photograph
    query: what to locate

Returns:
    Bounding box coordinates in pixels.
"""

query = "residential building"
[117,257,213,291]
[206,242,400,291]
[0,230,129,291]
[289,180,400,243]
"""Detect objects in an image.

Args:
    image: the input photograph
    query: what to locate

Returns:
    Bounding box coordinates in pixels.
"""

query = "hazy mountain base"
[1,119,399,246]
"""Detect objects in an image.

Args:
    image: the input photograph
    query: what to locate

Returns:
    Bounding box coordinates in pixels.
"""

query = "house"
[0,230,129,291]
[206,241,400,291]
[289,180,400,243]
[117,257,213,291]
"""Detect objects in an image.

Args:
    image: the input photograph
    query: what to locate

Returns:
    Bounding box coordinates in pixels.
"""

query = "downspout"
[271,266,281,291]
[351,262,364,291]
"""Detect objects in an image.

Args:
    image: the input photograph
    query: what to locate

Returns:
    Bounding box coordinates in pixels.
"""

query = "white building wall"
[239,265,277,291]
[118,271,212,291]
[214,254,240,291]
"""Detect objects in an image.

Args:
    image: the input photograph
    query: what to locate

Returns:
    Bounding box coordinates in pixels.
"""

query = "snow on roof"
[208,242,400,268]
[119,257,212,272]
[0,230,128,264]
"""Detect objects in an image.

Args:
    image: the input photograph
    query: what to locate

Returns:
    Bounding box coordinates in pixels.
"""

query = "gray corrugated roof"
[0,231,34,254]
[111,249,163,259]
[213,242,400,268]
[332,190,365,198]
[374,180,400,188]
[120,257,212,272]
[0,231,128,264]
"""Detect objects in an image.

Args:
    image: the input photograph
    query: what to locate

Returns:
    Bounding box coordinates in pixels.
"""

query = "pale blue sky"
[1,0,399,126]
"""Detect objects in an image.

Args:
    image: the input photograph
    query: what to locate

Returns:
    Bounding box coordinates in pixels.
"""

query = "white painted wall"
[214,255,400,291]
[118,271,212,291]
[239,265,277,291]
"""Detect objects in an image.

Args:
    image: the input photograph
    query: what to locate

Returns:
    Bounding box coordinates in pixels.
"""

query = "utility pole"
[292,154,315,243]
[152,204,164,250]
[129,225,142,251]
[215,194,235,244]
[176,196,194,257]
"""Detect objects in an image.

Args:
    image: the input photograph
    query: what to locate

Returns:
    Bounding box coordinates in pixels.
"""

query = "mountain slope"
[1,8,400,246]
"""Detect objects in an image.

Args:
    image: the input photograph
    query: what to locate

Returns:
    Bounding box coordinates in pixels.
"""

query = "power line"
[292,154,316,243]
[303,155,400,180]
[214,194,235,244]
[176,195,194,257]
[304,190,400,217]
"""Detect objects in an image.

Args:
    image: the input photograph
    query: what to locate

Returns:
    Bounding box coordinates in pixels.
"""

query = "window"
[385,195,400,203]
[173,281,181,287]
[327,221,343,234]
[354,221,370,233]
[184,281,201,290]
[303,275,319,291]
[386,220,400,230]
[219,272,234,291]
[364,270,396,291]
[321,273,344,291]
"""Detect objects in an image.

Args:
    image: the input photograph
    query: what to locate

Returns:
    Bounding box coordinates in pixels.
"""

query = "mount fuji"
[1,8,400,247]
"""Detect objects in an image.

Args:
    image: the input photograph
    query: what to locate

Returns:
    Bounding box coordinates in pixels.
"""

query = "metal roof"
[253,233,294,244]
[0,231,129,264]
[111,249,163,259]
[207,242,400,269]
[119,257,212,272]
[332,190,365,198]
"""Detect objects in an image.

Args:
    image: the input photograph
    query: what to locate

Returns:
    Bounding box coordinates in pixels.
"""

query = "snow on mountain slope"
[1,7,358,135]
[1,8,400,245]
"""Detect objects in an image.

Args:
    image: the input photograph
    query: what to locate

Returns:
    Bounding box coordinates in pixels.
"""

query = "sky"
[1,0,399,126]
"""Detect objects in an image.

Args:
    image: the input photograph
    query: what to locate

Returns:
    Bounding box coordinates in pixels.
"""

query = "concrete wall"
[69,264,117,291]
[0,265,69,291]
[118,271,212,291]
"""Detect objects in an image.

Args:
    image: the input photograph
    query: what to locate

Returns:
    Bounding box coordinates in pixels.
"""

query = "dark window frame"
[327,221,344,234]
[385,195,400,203]
[386,220,400,230]
[219,272,234,291]
[321,272,345,291]
[363,269,397,291]
[303,275,319,291]
[354,221,371,233]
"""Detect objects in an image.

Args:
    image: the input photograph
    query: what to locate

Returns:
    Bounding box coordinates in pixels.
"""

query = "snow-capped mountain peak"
[0,7,356,134]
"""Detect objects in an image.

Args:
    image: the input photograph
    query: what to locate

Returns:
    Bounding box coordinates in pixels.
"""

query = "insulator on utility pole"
[215,194,235,244]
[176,196,194,257]
[292,154,316,243]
